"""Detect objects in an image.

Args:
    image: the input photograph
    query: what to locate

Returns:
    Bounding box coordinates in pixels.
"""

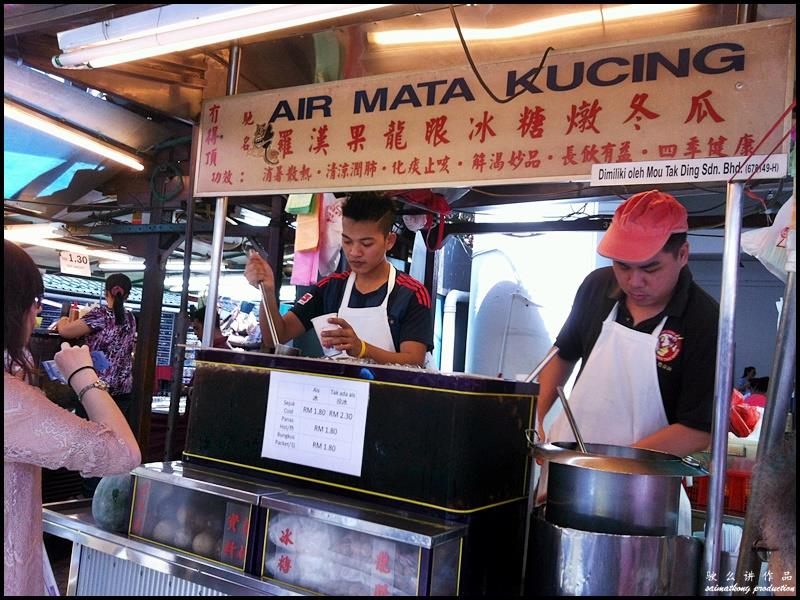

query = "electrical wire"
[449,4,553,104]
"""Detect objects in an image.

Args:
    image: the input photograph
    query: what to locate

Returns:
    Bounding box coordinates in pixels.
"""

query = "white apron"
[540,302,692,535]
[338,264,397,353]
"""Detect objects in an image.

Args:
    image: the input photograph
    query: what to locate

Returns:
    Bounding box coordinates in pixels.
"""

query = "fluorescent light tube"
[53,4,389,69]
[370,4,699,46]
[4,101,145,171]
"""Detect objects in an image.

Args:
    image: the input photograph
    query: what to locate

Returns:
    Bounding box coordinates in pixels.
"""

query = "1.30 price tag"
[59,251,91,277]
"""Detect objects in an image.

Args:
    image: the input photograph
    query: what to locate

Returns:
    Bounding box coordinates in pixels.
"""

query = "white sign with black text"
[591,154,787,186]
[261,370,370,476]
[59,251,92,277]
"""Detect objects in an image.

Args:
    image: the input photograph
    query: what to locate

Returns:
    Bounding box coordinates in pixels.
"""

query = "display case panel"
[259,489,466,596]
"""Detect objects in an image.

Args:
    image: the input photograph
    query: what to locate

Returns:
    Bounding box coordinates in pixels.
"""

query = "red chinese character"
[227,513,241,532]
[708,136,728,157]
[734,134,755,156]
[352,162,364,177]
[384,120,408,150]
[617,141,632,162]
[277,130,294,158]
[242,111,254,126]
[287,165,298,181]
[208,104,221,124]
[424,157,436,174]
[205,126,220,146]
[339,163,350,178]
[222,170,233,185]
[436,156,450,174]
[566,100,602,134]
[273,166,284,182]
[600,143,616,163]
[242,136,251,151]
[425,116,450,146]
[374,583,390,596]
[347,124,367,153]
[684,136,702,158]
[581,144,600,163]
[659,144,678,159]
[211,171,222,183]
[684,90,725,124]
[326,162,338,179]
[518,105,546,139]
[408,158,421,175]
[263,167,273,182]
[490,152,505,170]
[623,93,660,131]
[300,165,312,180]
[205,148,218,166]
[223,541,236,557]
[365,161,378,177]
[525,150,541,169]
[278,555,292,574]
[392,160,407,175]
[468,111,496,143]
[237,545,246,562]
[509,150,524,170]
[562,145,578,165]
[375,551,391,574]
[472,153,487,172]
[310,125,330,155]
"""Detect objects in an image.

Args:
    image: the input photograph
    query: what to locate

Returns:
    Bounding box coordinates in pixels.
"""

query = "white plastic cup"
[311,313,342,357]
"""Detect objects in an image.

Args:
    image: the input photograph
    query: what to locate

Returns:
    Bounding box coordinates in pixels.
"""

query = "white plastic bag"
[741,197,794,281]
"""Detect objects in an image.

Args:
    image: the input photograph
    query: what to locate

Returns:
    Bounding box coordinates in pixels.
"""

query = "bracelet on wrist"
[358,339,367,359]
[67,365,96,389]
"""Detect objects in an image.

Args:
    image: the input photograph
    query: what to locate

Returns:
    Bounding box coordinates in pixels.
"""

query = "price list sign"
[261,371,370,476]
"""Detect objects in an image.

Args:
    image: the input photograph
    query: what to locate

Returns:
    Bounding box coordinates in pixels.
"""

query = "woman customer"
[56,273,136,422]
[4,240,141,596]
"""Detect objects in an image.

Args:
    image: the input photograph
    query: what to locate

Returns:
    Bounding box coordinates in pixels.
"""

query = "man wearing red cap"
[536,190,719,533]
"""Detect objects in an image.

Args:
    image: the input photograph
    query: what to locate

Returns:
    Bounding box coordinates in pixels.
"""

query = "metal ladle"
[556,385,587,453]
[249,249,300,357]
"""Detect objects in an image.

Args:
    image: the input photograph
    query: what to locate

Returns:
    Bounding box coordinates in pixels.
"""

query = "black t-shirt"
[555,266,719,432]
[290,270,434,352]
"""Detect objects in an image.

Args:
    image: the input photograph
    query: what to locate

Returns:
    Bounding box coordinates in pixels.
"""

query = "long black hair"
[105,273,132,326]
[4,240,44,379]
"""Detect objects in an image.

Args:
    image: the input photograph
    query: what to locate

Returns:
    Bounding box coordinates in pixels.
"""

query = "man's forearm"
[633,423,711,456]
[536,352,577,427]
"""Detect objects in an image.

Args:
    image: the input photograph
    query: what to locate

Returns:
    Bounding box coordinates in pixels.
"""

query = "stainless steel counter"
[43,499,300,596]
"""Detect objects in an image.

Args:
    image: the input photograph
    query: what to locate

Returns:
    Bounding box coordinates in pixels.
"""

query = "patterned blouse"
[83,306,136,396]
[4,372,140,595]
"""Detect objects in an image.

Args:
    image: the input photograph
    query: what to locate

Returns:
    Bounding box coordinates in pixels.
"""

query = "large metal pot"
[534,442,707,536]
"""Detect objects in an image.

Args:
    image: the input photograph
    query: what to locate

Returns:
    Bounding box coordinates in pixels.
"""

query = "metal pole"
[165,128,198,460]
[202,42,240,345]
[702,182,744,595]
[734,270,796,593]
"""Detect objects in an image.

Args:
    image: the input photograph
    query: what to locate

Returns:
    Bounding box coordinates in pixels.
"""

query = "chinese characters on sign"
[261,371,370,477]
[194,20,793,195]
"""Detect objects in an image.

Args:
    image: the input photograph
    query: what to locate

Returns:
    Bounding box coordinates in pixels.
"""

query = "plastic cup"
[311,313,342,357]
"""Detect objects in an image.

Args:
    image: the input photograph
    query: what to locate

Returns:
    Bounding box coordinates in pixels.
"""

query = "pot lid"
[533,442,708,477]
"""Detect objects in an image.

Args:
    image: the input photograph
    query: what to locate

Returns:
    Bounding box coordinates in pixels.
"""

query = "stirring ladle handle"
[557,386,588,453]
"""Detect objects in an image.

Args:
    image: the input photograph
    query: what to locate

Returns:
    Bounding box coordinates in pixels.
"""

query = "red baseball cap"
[597,190,688,262]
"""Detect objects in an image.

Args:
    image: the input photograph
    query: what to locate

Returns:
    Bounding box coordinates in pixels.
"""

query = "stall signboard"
[194,19,794,196]
[261,370,370,477]
[59,250,91,277]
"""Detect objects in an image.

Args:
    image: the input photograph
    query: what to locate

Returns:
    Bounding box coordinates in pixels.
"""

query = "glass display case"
[128,462,284,572]
[260,490,466,596]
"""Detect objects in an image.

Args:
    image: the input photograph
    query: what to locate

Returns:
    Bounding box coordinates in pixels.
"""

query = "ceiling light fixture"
[369,4,700,46]
[4,101,145,171]
[52,4,389,69]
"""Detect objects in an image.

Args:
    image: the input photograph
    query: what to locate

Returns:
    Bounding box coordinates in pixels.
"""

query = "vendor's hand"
[54,342,94,385]
[244,251,275,290]
[320,317,362,356]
